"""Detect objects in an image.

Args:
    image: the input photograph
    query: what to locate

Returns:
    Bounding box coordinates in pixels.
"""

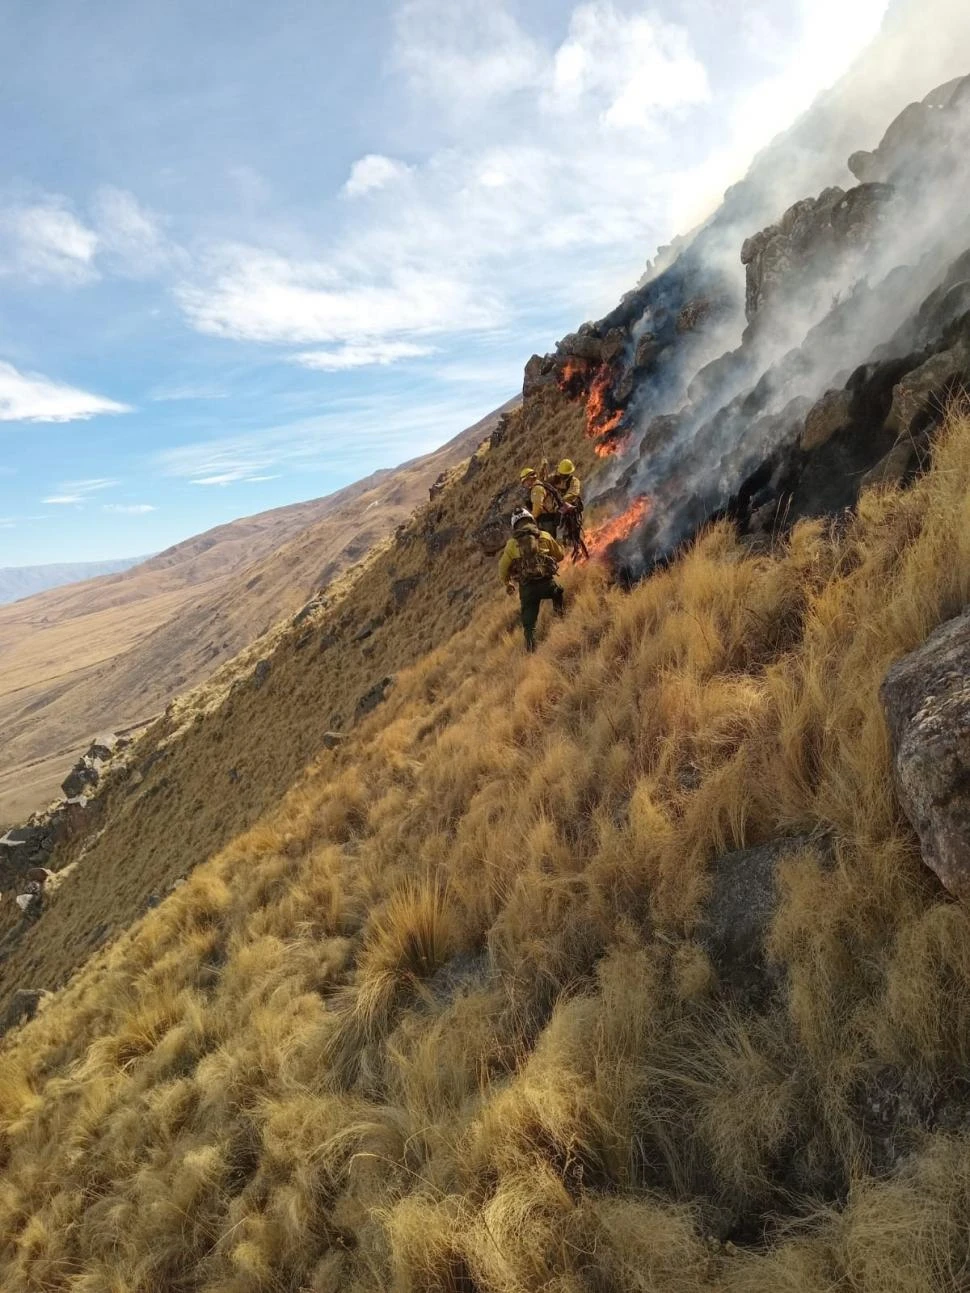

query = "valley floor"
[3,413,970,1290]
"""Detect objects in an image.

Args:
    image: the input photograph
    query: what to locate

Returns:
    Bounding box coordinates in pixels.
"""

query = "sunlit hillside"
[3,394,970,1288]
[0,402,513,826]
[0,391,588,1013]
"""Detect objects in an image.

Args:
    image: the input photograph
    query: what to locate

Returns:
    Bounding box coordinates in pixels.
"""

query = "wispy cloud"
[155,391,490,486]
[91,186,172,277]
[0,199,99,284]
[291,341,435,370]
[0,362,131,423]
[44,478,118,505]
[342,155,413,198]
[177,244,501,345]
[189,470,275,487]
[102,502,156,514]
[148,382,230,402]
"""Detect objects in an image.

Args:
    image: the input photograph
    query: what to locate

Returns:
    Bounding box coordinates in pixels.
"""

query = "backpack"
[515,525,559,581]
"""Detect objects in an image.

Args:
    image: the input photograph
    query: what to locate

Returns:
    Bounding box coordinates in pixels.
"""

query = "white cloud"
[102,503,156,514]
[63,478,118,492]
[44,478,119,505]
[0,362,131,423]
[292,341,435,370]
[0,200,99,284]
[92,186,171,276]
[392,0,541,106]
[544,3,711,128]
[190,470,270,486]
[342,155,412,198]
[178,245,500,344]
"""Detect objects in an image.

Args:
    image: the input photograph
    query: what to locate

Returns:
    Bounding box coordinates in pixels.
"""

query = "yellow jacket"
[553,473,582,505]
[499,532,565,584]
[530,482,557,516]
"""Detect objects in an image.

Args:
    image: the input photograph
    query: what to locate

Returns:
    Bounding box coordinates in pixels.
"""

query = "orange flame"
[586,496,650,557]
[593,434,631,459]
[556,356,629,457]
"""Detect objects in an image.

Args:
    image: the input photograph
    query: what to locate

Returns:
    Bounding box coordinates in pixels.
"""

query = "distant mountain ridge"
[0,557,151,605]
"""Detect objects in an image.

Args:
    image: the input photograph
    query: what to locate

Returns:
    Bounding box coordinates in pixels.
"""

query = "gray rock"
[1,988,51,1033]
[600,327,628,365]
[881,612,970,899]
[556,331,604,363]
[860,438,918,491]
[800,388,853,451]
[322,731,344,750]
[61,762,99,800]
[698,836,813,998]
[522,353,558,399]
[356,676,395,719]
[886,340,970,437]
[252,659,271,689]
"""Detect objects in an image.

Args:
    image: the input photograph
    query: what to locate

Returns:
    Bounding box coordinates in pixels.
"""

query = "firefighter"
[550,458,587,559]
[551,459,582,511]
[499,508,566,652]
[519,466,562,538]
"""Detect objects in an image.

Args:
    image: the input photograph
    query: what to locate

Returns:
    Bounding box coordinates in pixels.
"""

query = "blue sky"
[0,0,891,564]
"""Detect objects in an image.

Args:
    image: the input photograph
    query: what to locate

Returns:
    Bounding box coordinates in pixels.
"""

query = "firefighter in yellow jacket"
[519,467,561,537]
[499,508,566,652]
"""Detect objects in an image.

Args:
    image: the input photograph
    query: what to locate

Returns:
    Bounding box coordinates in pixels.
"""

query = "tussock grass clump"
[4,412,970,1288]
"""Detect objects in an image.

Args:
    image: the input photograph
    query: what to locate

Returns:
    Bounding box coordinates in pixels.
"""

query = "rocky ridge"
[524,74,970,575]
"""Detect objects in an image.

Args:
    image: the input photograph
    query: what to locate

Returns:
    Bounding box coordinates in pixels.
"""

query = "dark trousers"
[520,577,565,651]
[536,512,559,538]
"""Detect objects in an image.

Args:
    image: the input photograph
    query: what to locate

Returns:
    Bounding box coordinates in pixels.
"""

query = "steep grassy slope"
[3,401,970,1289]
[0,402,512,824]
[0,391,586,1013]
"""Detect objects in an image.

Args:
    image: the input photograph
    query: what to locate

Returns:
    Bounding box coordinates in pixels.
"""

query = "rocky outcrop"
[0,734,132,894]
[741,184,895,328]
[848,76,970,186]
[881,612,970,900]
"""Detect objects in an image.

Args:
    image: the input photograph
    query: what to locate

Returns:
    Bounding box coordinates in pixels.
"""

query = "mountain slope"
[4,18,970,1291]
[0,400,514,824]
[0,557,149,605]
[3,405,970,1289]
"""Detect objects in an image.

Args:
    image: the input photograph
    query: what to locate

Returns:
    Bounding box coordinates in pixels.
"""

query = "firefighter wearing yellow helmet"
[519,464,562,537]
[552,459,582,510]
[499,508,566,652]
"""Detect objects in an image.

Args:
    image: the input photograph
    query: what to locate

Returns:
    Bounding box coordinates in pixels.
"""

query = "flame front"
[586,496,650,557]
[593,435,631,459]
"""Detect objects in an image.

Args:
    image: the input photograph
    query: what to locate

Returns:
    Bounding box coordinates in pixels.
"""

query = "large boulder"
[697,836,813,1000]
[881,612,970,899]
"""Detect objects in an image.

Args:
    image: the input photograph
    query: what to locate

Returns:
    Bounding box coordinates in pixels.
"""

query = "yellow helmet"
[520,466,537,481]
[557,459,575,476]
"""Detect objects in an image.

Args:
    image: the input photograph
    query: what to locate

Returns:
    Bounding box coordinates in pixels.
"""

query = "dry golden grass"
[4,407,970,1289]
